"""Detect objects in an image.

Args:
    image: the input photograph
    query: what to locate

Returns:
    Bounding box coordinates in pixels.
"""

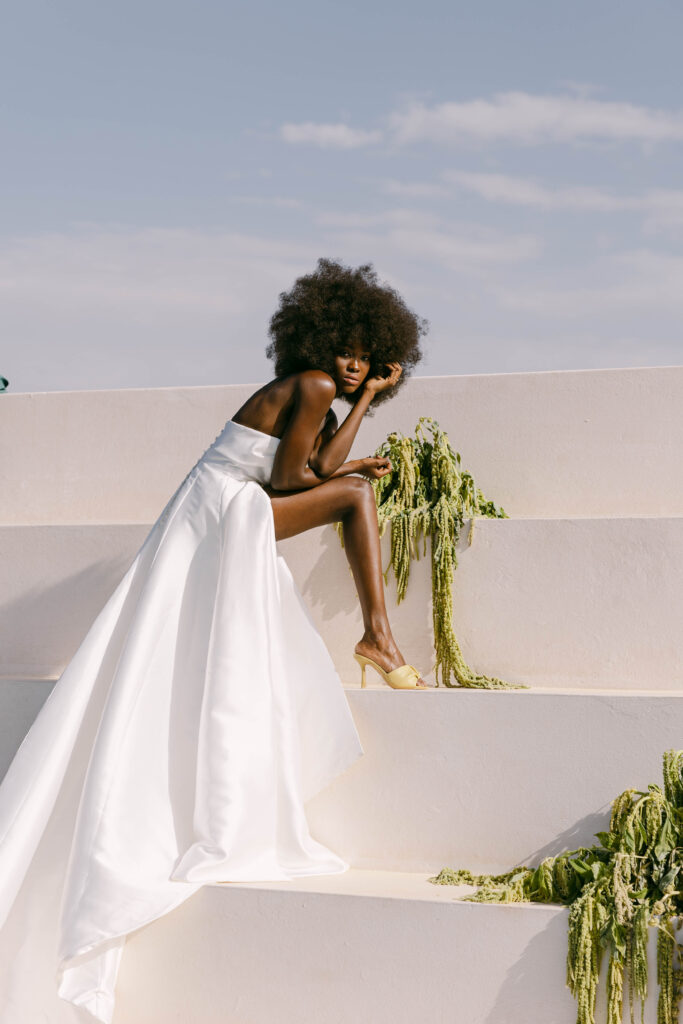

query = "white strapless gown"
[0,418,363,1023]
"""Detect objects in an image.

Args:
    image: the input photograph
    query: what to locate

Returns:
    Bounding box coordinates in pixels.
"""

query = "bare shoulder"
[294,369,337,414]
[296,368,336,397]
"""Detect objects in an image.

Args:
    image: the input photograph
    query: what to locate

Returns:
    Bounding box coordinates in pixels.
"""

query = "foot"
[354,632,429,687]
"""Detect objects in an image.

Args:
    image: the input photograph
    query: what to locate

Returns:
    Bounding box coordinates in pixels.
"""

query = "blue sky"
[3,0,683,393]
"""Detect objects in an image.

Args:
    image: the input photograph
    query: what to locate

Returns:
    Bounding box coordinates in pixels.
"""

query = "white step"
[3,516,683,690]
[2,372,680,1024]
[0,524,143,679]
[3,367,683,524]
[4,680,682,875]
[113,869,661,1024]
[308,689,683,872]
[281,514,683,691]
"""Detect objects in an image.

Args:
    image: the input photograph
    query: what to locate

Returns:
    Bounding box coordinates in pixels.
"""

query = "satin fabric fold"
[0,418,363,1023]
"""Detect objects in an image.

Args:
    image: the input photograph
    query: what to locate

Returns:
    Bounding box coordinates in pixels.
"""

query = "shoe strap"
[386,663,421,685]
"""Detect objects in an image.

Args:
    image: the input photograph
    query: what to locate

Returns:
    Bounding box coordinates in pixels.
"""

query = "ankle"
[358,629,395,652]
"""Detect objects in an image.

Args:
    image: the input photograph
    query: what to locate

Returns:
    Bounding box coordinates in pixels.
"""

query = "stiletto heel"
[353,652,426,690]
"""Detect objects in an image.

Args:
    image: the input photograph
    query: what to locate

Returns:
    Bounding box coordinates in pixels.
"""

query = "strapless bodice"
[199,418,281,485]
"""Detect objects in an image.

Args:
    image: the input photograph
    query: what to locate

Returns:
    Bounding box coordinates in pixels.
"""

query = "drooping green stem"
[430,749,683,1024]
[336,415,522,689]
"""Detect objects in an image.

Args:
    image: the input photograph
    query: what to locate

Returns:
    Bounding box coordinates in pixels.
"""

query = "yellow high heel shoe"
[353,652,426,690]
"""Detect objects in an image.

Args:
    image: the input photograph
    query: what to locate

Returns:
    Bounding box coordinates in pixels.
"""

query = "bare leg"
[263,476,427,685]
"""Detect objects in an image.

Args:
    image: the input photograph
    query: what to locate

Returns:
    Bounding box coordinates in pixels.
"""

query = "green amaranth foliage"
[429,749,683,1024]
[336,415,523,689]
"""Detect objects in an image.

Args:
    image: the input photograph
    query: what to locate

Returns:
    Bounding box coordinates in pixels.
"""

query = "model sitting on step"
[0,256,432,1024]
[233,256,430,689]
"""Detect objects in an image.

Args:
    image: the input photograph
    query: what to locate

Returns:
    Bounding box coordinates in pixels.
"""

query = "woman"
[237,256,429,689]
[0,258,428,1024]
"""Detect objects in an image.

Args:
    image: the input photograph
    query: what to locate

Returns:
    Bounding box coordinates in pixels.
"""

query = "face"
[333,343,372,395]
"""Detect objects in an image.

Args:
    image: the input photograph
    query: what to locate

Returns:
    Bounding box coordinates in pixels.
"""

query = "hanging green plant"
[429,748,683,1024]
[336,415,524,689]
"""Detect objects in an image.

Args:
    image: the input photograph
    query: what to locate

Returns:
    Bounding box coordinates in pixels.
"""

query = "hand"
[363,361,403,397]
[358,456,393,480]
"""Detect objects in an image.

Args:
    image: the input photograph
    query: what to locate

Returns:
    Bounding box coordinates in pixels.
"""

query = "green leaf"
[654,816,676,862]
[595,831,616,850]
[609,920,627,958]
[658,866,679,893]
[622,825,636,852]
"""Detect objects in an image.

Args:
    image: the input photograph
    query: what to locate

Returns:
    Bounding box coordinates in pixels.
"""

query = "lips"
[343,376,359,384]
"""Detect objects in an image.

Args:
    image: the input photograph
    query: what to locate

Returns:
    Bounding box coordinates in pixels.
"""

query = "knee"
[340,475,376,516]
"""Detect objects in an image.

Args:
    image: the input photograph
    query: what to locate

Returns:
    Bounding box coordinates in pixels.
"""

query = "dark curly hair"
[265,257,428,413]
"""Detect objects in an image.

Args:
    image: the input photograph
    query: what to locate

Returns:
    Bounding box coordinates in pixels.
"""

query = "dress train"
[0,417,363,1022]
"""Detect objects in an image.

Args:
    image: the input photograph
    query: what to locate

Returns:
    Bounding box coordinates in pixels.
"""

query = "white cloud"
[3,213,682,397]
[441,171,683,233]
[444,171,636,211]
[497,248,683,316]
[229,195,304,209]
[641,189,683,233]
[0,227,318,313]
[380,178,451,198]
[387,227,541,269]
[315,208,438,229]
[389,92,683,146]
[279,92,683,155]
[314,207,542,269]
[321,222,542,271]
[0,226,323,392]
[280,122,382,148]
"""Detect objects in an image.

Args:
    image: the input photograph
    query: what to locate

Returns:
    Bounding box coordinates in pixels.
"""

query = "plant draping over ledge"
[430,749,683,1024]
[336,415,524,689]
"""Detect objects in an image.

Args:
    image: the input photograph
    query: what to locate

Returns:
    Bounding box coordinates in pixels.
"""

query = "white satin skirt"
[0,418,363,1023]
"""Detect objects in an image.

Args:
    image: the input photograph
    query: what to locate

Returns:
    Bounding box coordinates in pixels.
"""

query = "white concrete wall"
[307,690,683,873]
[3,516,683,689]
[3,365,683,523]
[113,871,661,1024]
[3,682,680,875]
[2,371,682,1023]
[281,514,683,690]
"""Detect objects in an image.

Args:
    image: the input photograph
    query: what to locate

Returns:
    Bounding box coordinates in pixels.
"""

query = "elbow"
[307,456,328,480]
[269,473,290,491]
[269,470,304,491]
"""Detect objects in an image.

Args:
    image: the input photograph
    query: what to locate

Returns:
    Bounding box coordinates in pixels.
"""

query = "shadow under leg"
[264,477,426,685]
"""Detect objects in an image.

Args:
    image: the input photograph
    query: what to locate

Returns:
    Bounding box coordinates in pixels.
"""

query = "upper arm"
[270,371,336,490]
[308,407,338,475]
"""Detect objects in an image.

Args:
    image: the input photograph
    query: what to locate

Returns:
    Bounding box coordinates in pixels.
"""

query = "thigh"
[262,476,369,541]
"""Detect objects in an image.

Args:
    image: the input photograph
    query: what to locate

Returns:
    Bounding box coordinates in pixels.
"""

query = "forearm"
[269,459,364,492]
[311,389,373,476]
[318,459,365,480]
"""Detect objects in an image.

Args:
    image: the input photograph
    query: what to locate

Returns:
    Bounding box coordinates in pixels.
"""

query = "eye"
[338,350,371,362]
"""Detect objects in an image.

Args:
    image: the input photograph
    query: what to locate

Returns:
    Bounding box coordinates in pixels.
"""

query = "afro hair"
[265,257,428,412]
